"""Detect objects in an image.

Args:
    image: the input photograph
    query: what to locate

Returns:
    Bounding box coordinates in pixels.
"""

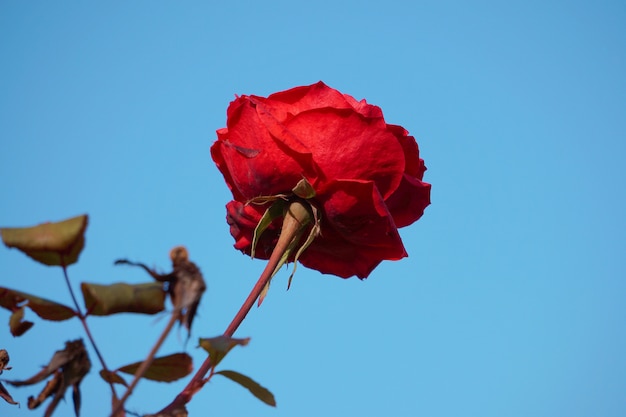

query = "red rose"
[211,81,430,278]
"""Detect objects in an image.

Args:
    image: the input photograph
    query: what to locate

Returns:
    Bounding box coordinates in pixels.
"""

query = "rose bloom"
[211,82,430,278]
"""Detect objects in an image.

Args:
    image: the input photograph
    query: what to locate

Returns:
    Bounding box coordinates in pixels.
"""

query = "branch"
[60,261,119,403]
[153,201,311,415]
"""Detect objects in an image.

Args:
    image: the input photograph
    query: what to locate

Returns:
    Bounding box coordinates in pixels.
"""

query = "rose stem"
[154,201,311,415]
[110,311,180,417]
[60,261,120,402]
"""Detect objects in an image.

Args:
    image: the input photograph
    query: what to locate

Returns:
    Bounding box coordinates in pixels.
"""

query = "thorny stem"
[60,262,119,401]
[111,310,180,417]
[154,201,311,415]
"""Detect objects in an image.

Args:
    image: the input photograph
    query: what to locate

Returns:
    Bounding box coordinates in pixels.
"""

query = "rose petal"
[386,124,426,179]
[295,180,407,278]
[263,81,385,121]
[211,98,315,200]
[226,201,279,260]
[264,82,354,117]
[385,175,432,228]
[281,109,405,199]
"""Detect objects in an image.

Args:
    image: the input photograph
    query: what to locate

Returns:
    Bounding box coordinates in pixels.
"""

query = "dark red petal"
[211,131,243,202]
[299,238,385,279]
[262,81,384,120]
[226,201,280,260]
[385,175,431,228]
[265,82,353,116]
[281,109,405,199]
[317,180,406,252]
[386,124,426,179]
[211,98,312,200]
[341,92,384,119]
[298,179,407,278]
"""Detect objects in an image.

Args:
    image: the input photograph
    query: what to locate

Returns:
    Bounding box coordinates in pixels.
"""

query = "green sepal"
[251,200,286,259]
[291,178,316,199]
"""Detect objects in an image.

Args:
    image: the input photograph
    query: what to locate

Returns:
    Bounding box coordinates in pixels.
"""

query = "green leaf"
[0,286,77,322]
[0,214,88,266]
[9,307,34,336]
[117,353,192,383]
[99,369,128,387]
[198,335,250,368]
[81,282,165,316]
[216,370,276,407]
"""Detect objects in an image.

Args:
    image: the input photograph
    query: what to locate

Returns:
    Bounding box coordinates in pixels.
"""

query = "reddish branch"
[150,201,310,416]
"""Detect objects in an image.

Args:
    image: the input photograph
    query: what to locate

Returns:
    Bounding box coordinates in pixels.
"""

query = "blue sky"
[1,1,625,416]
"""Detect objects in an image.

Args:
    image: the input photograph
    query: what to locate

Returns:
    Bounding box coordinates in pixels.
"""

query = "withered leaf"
[117,247,206,337]
[81,282,166,316]
[27,369,63,411]
[5,339,91,417]
[0,286,77,326]
[117,353,192,383]
[0,381,18,405]
[198,335,250,368]
[216,370,276,407]
[0,350,18,406]
[99,369,128,387]
[9,306,34,336]
[0,349,10,373]
[114,259,168,282]
[1,214,88,266]
[168,247,206,336]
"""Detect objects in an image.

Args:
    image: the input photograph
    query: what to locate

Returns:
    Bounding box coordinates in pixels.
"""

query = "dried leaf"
[99,369,128,387]
[114,259,168,282]
[0,381,18,405]
[72,384,81,417]
[168,247,206,336]
[0,286,77,323]
[81,282,166,316]
[0,350,18,406]
[9,307,34,336]
[117,353,192,383]
[0,214,88,266]
[198,336,250,368]
[27,369,63,410]
[114,247,206,338]
[216,370,276,407]
[0,349,10,373]
[5,339,91,417]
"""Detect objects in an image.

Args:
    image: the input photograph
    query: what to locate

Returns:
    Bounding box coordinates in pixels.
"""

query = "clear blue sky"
[1,1,625,416]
